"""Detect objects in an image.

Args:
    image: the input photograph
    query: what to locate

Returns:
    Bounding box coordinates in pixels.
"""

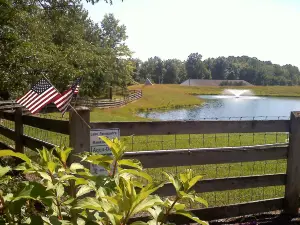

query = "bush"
[0,137,208,225]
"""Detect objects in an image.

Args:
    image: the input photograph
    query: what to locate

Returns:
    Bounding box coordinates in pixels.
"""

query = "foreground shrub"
[0,137,208,225]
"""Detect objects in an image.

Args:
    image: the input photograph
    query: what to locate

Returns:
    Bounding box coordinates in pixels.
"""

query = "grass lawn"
[0,84,294,209]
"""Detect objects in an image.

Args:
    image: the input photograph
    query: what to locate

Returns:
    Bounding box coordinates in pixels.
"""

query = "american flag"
[53,77,82,116]
[16,78,60,114]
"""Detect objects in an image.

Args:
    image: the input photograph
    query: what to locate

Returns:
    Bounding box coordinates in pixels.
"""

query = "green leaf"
[56,183,64,198]
[14,163,27,171]
[179,173,188,184]
[99,136,119,157]
[118,159,142,170]
[63,198,75,205]
[131,195,163,215]
[0,150,31,164]
[120,169,152,183]
[70,163,85,172]
[175,210,208,225]
[147,205,163,220]
[47,161,57,174]
[38,172,52,181]
[75,178,89,186]
[173,203,186,211]
[188,175,203,191]
[163,172,181,192]
[195,196,208,207]
[0,166,11,177]
[60,175,76,181]
[76,185,94,198]
[57,147,72,164]
[13,182,51,202]
[75,197,103,211]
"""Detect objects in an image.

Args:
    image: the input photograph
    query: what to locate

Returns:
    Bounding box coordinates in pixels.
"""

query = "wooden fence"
[0,107,299,223]
[75,89,142,108]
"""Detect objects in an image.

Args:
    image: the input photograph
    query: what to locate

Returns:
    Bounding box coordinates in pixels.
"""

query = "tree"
[0,0,134,98]
[185,53,211,80]
[138,57,164,84]
[164,59,180,84]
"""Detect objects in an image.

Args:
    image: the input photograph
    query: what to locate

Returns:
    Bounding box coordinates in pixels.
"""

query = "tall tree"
[185,53,211,80]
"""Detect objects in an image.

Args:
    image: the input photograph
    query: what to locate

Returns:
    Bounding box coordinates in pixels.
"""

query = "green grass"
[89,84,300,122]
[1,84,295,208]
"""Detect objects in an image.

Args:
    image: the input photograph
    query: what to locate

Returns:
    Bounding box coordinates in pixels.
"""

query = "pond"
[138,95,300,120]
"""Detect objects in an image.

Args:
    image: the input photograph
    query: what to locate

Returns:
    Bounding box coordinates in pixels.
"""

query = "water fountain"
[222,89,254,98]
[199,89,260,100]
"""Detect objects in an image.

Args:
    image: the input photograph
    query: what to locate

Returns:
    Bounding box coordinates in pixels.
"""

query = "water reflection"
[138,95,300,121]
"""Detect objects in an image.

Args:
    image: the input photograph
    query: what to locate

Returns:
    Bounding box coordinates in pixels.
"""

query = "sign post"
[90,128,120,175]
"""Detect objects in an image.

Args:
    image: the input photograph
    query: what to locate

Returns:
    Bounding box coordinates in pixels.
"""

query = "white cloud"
[84,0,300,67]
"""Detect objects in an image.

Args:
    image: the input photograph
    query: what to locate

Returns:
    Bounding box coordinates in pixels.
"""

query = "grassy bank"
[175,85,300,97]
[89,84,300,122]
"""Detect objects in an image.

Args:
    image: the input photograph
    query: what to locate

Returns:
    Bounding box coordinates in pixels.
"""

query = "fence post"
[284,111,300,214]
[68,106,90,165]
[14,107,24,153]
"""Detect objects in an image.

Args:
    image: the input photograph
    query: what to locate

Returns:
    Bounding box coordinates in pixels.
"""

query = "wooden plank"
[15,108,24,153]
[22,115,69,134]
[155,174,286,196]
[0,111,14,121]
[22,134,56,151]
[0,141,14,150]
[284,111,300,214]
[0,125,15,140]
[68,107,90,165]
[124,144,288,168]
[129,198,284,224]
[91,120,290,136]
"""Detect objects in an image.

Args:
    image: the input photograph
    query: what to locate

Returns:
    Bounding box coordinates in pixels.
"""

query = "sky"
[83,0,300,68]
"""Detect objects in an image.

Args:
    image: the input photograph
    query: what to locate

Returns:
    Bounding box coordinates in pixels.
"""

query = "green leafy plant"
[0,137,208,225]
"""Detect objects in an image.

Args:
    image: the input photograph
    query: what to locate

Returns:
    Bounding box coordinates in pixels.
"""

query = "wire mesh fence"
[0,114,289,208]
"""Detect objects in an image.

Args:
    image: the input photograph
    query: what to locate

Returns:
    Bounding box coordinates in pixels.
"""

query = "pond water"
[138,95,300,120]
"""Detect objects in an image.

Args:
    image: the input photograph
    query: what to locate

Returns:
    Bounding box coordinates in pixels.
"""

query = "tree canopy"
[0,0,133,99]
[136,54,300,86]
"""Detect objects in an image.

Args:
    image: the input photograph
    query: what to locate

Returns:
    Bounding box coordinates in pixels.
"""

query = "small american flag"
[54,77,82,116]
[16,78,60,114]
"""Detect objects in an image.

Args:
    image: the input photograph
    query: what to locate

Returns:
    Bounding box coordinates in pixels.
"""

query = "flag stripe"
[54,89,72,105]
[21,93,38,107]
[31,92,60,114]
[26,87,56,109]
[59,95,73,111]
[28,88,59,111]
[56,92,73,109]
[16,78,60,114]
[53,77,81,116]
[57,95,73,112]
[17,90,32,103]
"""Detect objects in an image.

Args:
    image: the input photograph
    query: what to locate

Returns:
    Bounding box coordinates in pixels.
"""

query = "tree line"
[1,0,300,100]
[133,54,300,86]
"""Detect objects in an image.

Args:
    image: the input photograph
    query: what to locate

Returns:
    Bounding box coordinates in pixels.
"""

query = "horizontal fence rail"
[155,173,286,196]
[75,89,142,109]
[91,120,290,135]
[124,144,288,168]
[129,198,285,223]
[1,107,300,222]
